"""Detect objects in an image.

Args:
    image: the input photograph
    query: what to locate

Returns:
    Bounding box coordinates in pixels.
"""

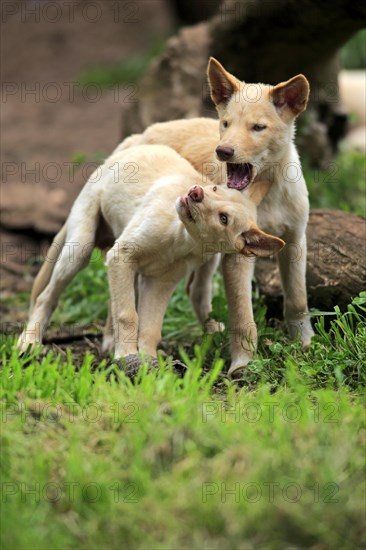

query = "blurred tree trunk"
[124,0,366,166]
[169,0,220,24]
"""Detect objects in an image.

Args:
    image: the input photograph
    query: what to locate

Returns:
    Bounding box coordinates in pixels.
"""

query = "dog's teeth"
[226,162,253,190]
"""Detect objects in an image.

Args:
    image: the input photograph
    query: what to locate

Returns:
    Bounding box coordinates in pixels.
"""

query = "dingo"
[18,145,284,361]
[113,58,314,376]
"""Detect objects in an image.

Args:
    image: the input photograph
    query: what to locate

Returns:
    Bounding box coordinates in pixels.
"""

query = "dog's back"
[113,118,224,184]
[99,144,205,239]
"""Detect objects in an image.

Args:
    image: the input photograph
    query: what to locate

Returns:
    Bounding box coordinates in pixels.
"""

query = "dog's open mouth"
[180,195,194,221]
[227,163,254,190]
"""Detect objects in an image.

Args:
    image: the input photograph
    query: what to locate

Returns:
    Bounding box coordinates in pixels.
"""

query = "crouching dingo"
[18,145,284,364]
[113,57,314,375]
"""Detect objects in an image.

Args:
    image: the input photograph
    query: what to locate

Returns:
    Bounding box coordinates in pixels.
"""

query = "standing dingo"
[18,145,284,361]
[114,58,314,376]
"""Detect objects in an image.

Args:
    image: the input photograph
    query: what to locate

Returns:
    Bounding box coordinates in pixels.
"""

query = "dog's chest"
[257,181,308,238]
[137,246,203,280]
[257,197,289,237]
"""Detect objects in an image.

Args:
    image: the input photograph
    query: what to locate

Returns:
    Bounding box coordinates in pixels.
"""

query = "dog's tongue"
[227,163,253,190]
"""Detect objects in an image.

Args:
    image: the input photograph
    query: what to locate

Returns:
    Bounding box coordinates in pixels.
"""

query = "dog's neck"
[170,217,204,260]
[256,138,300,186]
[133,217,207,279]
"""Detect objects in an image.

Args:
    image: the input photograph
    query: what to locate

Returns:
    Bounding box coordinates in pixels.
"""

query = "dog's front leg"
[222,254,256,377]
[277,233,314,348]
[101,302,114,354]
[137,276,178,357]
[106,243,138,358]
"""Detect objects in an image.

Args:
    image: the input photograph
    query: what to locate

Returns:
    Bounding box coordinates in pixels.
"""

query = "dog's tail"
[30,223,67,311]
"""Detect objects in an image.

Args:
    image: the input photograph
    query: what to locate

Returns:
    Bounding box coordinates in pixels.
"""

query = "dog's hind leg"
[102,301,114,354]
[30,224,67,313]
[17,224,97,353]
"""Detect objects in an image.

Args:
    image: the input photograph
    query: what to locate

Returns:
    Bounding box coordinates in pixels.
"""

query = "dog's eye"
[219,213,229,225]
[213,186,217,192]
[222,121,228,128]
[252,124,267,132]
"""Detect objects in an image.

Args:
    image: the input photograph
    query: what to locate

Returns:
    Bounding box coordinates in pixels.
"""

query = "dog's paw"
[16,335,39,355]
[227,353,252,379]
[227,364,247,379]
[301,325,315,351]
[205,319,225,334]
[114,353,159,378]
[101,334,114,354]
[287,318,314,350]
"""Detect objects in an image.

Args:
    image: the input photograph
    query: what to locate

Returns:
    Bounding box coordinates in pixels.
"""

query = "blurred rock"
[124,22,212,135]
[256,209,366,316]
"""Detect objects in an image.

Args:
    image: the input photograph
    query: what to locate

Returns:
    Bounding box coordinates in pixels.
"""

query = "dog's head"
[207,57,310,190]
[176,180,285,257]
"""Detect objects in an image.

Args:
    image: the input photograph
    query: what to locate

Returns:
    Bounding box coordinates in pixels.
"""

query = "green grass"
[1,145,365,547]
[1,249,366,548]
[304,149,366,216]
[4,249,366,390]
[341,29,366,70]
[1,340,365,548]
[51,250,109,327]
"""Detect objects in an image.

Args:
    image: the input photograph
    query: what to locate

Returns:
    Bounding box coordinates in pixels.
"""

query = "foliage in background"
[341,29,366,70]
[303,150,365,216]
[77,38,167,88]
[51,250,109,327]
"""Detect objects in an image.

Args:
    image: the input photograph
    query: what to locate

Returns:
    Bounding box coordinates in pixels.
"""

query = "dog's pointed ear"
[246,180,273,206]
[271,74,310,117]
[241,227,285,257]
[207,57,240,106]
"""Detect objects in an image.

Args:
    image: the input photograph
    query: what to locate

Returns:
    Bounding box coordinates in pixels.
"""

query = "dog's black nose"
[216,145,234,161]
[188,185,204,202]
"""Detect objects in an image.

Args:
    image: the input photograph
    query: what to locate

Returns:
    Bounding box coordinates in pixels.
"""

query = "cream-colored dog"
[113,58,314,375]
[18,145,284,361]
